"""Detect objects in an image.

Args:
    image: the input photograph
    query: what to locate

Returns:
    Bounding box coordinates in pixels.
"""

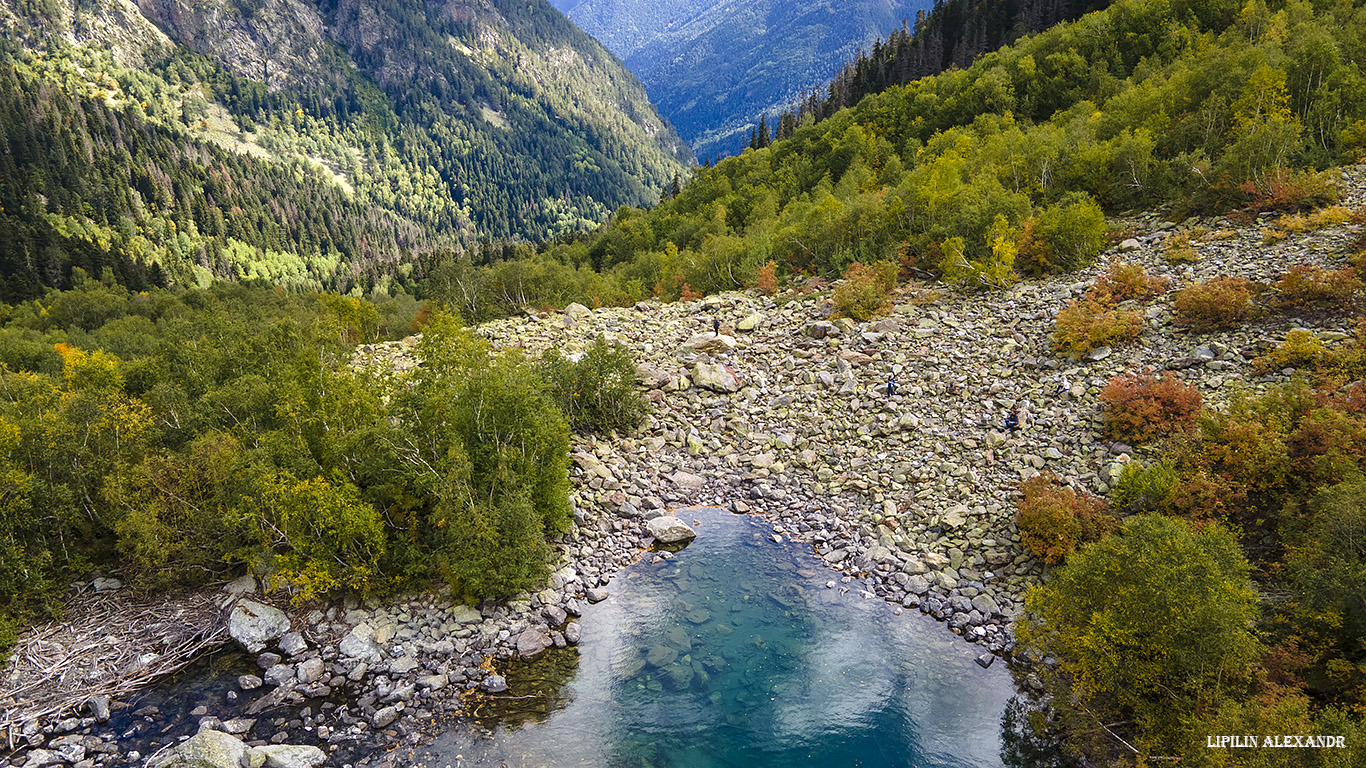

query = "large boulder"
[338,624,382,662]
[564,303,593,323]
[635,363,673,389]
[692,362,742,393]
[679,332,737,355]
[228,600,290,654]
[647,516,697,544]
[448,604,483,624]
[147,729,248,768]
[516,628,553,658]
[247,745,327,768]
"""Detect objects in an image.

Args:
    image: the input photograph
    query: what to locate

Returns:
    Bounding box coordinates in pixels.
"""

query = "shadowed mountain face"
[0,0,690,296]
[552,0,932,159]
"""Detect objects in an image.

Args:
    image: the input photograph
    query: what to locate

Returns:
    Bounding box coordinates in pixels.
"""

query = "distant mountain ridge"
[552,0,932,159]
[0,0,690,298]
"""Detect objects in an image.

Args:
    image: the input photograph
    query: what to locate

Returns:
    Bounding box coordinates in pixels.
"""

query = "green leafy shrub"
[1016,193,1107,275]
[1016,472,1116,565]
[1051,299,1143,358]
[1098,372,1203,444]
[1252,329,1326,374]
[247,474,388,601]
[541,337,647,434]
[1282,479,1366,704]
[1018,515,1260,758]
[1109,460,1179,514]
[1273,265,1362,309]
[105,433,244,589]
[401,315,573,598]
[1086,262,1167,304]
[1172,276,1256,330]
[832,260,898,320]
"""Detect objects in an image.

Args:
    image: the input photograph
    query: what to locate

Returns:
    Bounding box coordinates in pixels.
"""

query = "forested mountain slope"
[551,0,933,159]
[790,0,1113,127]
[0,0,690,300]
[435,0,1366,321]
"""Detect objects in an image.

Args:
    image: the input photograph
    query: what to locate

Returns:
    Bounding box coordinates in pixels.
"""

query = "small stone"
[237,675,263,691]
[480,675,508,693]
[371,706,400,729]
[296,658,325,685]
[277,632,307,657]
[585,588,609,603]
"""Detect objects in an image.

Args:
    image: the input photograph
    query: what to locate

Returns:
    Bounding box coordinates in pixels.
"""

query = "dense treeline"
[785,0,1111,130]
[0,0,689,299]
[0,276,643,648]
[0,55,426,302]
[420,0,1366,321]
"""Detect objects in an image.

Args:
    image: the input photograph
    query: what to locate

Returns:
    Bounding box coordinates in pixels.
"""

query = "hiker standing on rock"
[886,375,896,400]
[713,316,721,336]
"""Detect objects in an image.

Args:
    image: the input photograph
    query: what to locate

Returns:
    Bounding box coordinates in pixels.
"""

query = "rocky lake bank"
[3,165,1363,768]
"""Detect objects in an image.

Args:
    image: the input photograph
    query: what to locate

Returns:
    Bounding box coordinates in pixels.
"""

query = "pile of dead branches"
[0,584,233,750]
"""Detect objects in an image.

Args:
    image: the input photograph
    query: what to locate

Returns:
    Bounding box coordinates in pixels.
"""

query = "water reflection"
[433,508,1015,767]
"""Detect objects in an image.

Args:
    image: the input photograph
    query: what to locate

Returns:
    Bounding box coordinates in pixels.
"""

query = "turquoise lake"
[427,507,1016,767]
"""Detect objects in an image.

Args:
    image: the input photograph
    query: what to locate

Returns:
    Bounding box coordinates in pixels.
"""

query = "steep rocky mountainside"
[0,0,690,297]
[551,0,932,158]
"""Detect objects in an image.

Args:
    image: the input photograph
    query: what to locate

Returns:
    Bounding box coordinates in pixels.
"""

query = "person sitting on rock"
[1055,374,1070,397]
[1004,412,1019,431]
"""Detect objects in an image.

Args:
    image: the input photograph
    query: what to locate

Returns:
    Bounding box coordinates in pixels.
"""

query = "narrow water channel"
[423,507,1015,768]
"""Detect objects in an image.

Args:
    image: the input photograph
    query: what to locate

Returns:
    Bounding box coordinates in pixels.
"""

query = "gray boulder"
[679,332,737,354]
[647,516,697,544]
[564,303,593,323]
[691,362,742,393]
[449,604,482,624]
[516,629,552,658]
[277,631,307,657]
[248,745,327,768]
[296,658,324,685]
[228,600,290,654]
[147,729,247,768]
[338,624,382,661]
[371,705,400,729]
